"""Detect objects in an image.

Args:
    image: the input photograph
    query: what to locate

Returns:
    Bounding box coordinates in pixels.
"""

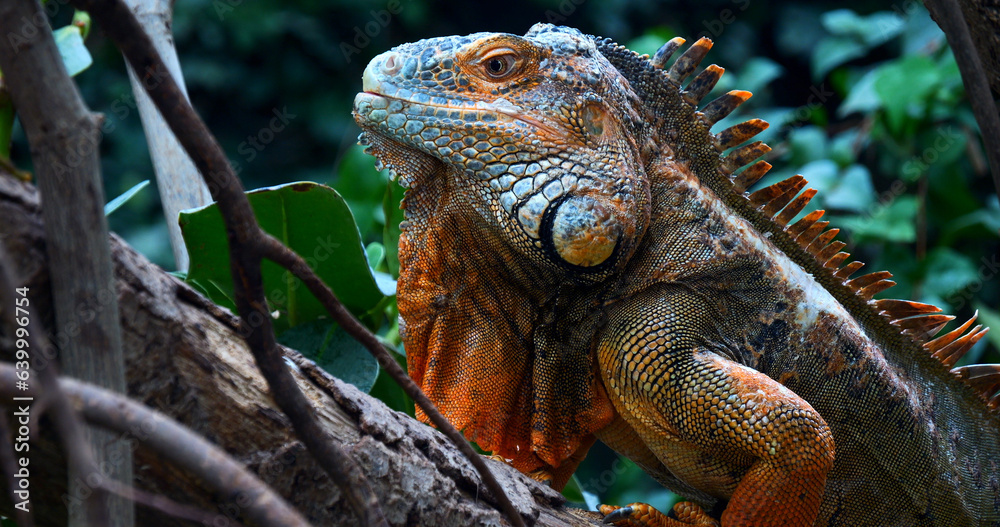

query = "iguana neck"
[396,163,616,472]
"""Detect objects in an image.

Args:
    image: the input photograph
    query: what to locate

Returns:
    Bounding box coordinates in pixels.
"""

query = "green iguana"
[352,23,1000,526]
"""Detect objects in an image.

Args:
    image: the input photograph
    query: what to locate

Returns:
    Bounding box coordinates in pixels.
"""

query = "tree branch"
[0,1,133,524]
[120,0,211,272]
[924,0,1000,203]
[0,363,310,527]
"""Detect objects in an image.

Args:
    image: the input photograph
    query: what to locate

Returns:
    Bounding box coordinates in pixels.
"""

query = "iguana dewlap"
[353,24,1000,526]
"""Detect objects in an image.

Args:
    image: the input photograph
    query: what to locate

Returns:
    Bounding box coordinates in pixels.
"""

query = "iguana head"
[354,24,649,274]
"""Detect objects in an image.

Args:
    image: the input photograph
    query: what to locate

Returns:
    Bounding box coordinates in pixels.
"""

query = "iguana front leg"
[596,285,835,526]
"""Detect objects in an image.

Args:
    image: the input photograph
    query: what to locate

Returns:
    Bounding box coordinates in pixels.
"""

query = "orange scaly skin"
[353,24,1000,526]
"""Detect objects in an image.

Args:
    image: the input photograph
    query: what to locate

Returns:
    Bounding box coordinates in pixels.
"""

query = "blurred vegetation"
[4,0,998,515]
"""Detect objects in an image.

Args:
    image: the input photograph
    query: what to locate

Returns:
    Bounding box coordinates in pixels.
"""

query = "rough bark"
[0,174,603,526]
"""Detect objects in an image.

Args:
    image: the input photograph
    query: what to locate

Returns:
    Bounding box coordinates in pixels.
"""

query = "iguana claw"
[601,505,633,524]
[600,502,718,527]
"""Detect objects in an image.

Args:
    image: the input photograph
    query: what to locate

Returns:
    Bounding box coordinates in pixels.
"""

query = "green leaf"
[838,195,918,242]
[366,242,385,268]
[813,10,905,80]
[736,57,783,96]
[921,247,980,301]
[811,36,866,81]
[786,126,829,166]
[72,10,92,40]
[53,25,92,77]
[873,55,940,134]
[943,196,1000,239]
[824,165,875,213]
[278,319,378,393]
[186,277,236,311]
[367,239,397,296]
[180,181,385,333]
[821,9,905,46]
[368,342,413,415]
[838,67,881,117]
[798,159,839,195]
[104,180,150,216]
[563,475,601,510]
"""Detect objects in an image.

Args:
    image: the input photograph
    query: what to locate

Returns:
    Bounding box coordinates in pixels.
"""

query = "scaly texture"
[354,24,1000,526]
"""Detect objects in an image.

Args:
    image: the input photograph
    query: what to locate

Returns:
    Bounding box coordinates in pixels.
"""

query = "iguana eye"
[482,51,520,79]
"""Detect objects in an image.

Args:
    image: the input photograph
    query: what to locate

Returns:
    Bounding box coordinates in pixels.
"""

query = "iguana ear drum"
[543,194,622,268]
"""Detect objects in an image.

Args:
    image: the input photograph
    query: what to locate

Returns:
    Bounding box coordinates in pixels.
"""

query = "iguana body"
[353,24,1000,526]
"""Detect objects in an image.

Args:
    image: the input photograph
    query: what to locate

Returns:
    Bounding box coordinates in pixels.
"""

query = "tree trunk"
[0,174,601,526]
[926,0,1000,97]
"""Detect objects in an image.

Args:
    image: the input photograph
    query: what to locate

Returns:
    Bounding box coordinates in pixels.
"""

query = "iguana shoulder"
[353,23,1000,525]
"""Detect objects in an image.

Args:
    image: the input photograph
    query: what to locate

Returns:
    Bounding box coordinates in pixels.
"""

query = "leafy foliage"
[177,180,408,404]
[179,181,389,334]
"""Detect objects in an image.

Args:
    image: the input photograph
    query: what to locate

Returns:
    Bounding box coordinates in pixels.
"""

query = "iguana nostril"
[381,52,401,75]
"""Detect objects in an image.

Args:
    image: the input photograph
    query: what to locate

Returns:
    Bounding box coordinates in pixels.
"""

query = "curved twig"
[99,479,250,527]
[0,363,309,527]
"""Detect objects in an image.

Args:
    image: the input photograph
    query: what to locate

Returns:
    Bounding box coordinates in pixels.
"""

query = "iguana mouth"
[354,89,560,138]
